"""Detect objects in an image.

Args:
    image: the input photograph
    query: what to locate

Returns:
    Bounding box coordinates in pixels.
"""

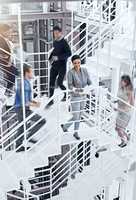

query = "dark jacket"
[49,37,71,68]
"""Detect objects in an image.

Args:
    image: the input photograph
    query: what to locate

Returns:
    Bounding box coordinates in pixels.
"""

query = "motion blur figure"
[15,64,46,152]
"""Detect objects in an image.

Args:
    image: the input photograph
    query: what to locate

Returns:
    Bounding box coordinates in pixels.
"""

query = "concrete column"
[104,186,110,200]
[132,171,136,200]
[125,172,135,200]
[119,179,127,200]
[111,67,120,96]
[131,0,136,51]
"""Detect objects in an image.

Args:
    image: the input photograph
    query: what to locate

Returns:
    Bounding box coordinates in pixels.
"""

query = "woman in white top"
[116,75,134,148]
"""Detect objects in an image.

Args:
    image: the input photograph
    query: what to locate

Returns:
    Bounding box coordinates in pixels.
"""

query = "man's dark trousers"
[49,65,66,98]
[16,107,46,148]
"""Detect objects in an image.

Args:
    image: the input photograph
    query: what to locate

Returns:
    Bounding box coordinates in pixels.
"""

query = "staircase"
[4,85,136,199]
[0,1,136,199]
[6,140,129,200]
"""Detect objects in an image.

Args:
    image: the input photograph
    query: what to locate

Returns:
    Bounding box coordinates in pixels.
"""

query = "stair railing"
[0,91,58,160]
[32,140,95,199]
[7,190,39,200]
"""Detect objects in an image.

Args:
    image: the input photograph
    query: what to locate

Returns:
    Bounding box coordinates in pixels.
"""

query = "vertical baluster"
[50,168,52,200]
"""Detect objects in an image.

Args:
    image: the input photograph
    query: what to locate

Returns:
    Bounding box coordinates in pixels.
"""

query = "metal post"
[108,0,112,23]
[69,144,72,178]
[18,4,29,200]
[0,114,3,160]
[18,4,27,152]
[37,19,41,97]
[47,51,50,97]
[50,168,52,200]
[85,18,89,63]
[71,10,74,52]
[132,7,136,77]
[56,94,61,148]
[96,1,103,87]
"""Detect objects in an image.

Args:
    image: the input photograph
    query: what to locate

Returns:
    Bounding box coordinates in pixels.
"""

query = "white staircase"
[53,152,128,200]
[1,1,136,199]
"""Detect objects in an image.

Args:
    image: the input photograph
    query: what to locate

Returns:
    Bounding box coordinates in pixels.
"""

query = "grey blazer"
[67,67,92,97]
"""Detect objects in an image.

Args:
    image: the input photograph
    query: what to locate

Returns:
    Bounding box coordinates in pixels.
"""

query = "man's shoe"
[61,96,66,102]
[78,166,83,173]
[16,146,30,152]
[73,132,80,140]
[29,139,37,144]
[61,92,66,102]
[61,124,68,132]
[45,100,54,109]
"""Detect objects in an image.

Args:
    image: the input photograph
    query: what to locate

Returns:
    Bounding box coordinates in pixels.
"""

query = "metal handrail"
[7,189,39,200]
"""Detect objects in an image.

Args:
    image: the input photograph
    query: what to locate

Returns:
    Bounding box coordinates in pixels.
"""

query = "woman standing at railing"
[115,75,134,148]
[61,55,92,140]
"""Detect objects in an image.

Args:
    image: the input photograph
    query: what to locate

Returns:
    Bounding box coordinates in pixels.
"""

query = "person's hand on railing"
[72,87,84,94]
[109,100,118,111]
[34,101,41,108]
[82,85,93,94]
[49,56,58,65]
[30,101,41,108]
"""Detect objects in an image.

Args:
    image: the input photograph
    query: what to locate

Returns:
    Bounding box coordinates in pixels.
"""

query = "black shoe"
[45,100,54,109]
[119,143,127,148]
[61,93,66,102]
[61,124,68,132]
[61,96,66,102]
[78,166,83,173]
[71,174,75,179]
[118,141,127,148]
[73,132,80,140]
[29,139,37,144]
[95,152,99,158]
[16,146,30,152]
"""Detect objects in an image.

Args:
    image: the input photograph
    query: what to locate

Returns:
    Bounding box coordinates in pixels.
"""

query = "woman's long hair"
[121,75,133,91]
